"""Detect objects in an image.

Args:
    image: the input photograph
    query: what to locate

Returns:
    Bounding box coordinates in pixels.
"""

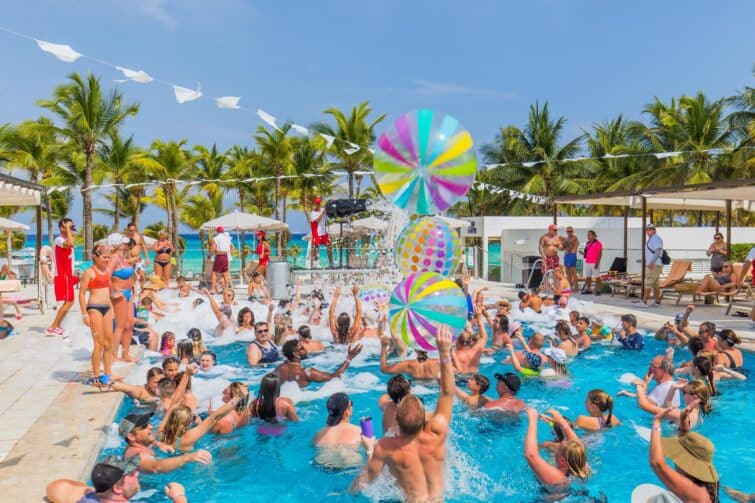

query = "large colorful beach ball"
[389,272,467,351]
[358,282,391,304]
[394,217,461,277]
[374,109,477,215]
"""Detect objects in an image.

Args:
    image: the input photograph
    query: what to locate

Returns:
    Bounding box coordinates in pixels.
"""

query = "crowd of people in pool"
[31,218,755,502]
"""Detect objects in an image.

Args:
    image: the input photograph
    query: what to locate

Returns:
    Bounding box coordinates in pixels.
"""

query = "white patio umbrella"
[0,217,30,268]
[349,216,388,233]
[200,211,288,286]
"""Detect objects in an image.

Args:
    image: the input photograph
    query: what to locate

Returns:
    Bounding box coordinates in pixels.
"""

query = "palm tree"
[481,102,584,215]
[193,144,227,204]
[310,102,386,197]
[37,73,139,259]
[290,137,332,216]
[225,145,256,213]
[255,125,293,252]
[134,140,196,271]
[630,93,733,185]
[584,115,652,194]
[1,117,64,243]
[97,131,141,231]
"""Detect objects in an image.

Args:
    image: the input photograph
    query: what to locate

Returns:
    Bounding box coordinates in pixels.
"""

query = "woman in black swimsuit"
[715,329,744,370]
[152,230,174,285]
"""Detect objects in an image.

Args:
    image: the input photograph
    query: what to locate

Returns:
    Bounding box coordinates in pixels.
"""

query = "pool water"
[97,314,755,502]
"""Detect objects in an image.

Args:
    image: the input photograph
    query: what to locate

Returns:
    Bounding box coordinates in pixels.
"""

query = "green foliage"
[0,232,27,254]
[730,243,755,262]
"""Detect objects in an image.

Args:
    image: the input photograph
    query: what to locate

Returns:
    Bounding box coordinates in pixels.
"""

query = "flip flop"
[84,374,114,390]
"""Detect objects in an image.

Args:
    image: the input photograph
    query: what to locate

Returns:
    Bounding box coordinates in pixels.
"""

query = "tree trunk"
[355,174,363,197]
[170,185,181,275]
[348,172,354,198]
[83,147,94,260]
[275,165,282,254]
[133,197,141,230]
[46,206,54,249]
[113,185,121,231]
[281,194,288,258]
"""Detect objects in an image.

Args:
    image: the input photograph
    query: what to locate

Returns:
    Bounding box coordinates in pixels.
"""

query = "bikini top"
[157,245,172,255]
[112,266,135,280]
[87,267,111,289]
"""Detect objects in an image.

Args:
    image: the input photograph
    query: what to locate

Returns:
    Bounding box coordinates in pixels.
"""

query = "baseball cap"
[548,224,558,231]
[646,223,656,229]
[494,372,521,394]
[119,412,153,437]
[507,321,522,336]
[91,455,141,493]
[674,313,684,324]
[216,226,224,233]
[543,347,568,365]
[326,392,351,426]
[313,197,322,204]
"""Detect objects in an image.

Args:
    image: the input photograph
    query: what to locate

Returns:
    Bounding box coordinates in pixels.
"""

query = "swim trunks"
[213,254,229,273]
[564,253,577,268]
[542,255,559,273]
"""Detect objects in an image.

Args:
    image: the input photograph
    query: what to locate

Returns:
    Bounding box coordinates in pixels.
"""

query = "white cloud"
[131,0,176,27]
[408,79,518,100]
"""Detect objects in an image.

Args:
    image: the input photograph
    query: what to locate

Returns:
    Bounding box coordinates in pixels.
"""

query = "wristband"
[652,425,661,432]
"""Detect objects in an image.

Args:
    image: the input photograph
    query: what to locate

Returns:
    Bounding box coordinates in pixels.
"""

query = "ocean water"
[24,234,502,274]
[90,294,754,503]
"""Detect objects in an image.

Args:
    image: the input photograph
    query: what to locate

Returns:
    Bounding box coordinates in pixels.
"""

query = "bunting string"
[2,26,752,204]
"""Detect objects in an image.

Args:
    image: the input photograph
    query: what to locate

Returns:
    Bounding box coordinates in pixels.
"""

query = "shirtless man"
[275,339,362,388]
[313,392,362,447]
[351,325,455,502]
[380,337,440,380]
[378,375,412,436]
[452,298,488,374]
[518,290,543,313]
[120,412,211,473]
[454,374,492,409]
[563,226,579,291]
[484,372,525,412]
[539,223,564,280]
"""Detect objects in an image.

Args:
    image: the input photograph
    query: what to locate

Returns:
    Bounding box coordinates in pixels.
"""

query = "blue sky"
[1,0,754,233]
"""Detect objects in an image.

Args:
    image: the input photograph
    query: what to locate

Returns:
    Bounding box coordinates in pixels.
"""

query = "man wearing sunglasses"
[246,322,280,366]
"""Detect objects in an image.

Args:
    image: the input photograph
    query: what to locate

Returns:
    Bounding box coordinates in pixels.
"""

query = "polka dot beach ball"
[394,217,462,277]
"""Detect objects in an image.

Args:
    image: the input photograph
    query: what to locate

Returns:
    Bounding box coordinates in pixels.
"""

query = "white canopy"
[437,215,471,229]
[0,217,31,232]
[200,211,288,233]
[0,174,42,206]
[349,216,388,232]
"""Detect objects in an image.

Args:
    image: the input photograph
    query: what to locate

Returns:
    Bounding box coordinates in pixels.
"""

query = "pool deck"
[0,281,753,500]
[0,287,137,500]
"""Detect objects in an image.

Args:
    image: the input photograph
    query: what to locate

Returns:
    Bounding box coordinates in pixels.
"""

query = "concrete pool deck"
[0,281,752,500]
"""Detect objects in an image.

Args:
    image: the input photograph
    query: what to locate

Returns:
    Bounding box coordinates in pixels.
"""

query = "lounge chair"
[725,264,754,316]
[611,259,692,298]
[0,279,43,318]
[672,262,742,306]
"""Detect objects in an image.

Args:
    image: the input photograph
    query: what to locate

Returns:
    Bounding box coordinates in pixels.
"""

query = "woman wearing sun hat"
[648,408,719,502]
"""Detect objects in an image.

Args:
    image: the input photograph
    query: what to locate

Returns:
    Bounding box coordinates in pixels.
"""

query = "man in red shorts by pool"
[309,197,334,269]
[539,223,564,277]
[47,218,79,336]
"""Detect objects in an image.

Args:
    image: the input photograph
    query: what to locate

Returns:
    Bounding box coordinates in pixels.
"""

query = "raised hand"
[436,324,453,354]
[347,344,363,360]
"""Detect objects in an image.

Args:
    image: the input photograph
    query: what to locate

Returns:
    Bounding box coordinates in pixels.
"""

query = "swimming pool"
[96,316,754,502]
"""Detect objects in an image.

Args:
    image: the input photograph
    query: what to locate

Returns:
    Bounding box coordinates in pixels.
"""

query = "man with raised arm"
[351,325,455,502]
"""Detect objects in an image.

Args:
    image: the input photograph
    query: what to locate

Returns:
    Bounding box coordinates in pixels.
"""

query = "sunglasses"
[256,328,268,334]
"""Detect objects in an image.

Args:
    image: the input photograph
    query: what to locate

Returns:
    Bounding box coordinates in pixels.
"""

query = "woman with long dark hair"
[329,285,363,344]
[250,373,299,424]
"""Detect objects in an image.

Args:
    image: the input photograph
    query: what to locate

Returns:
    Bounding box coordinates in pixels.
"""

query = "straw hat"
[661,432,718,483]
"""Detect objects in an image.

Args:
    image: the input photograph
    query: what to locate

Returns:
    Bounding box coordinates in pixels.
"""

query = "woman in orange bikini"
[78,244,116,385]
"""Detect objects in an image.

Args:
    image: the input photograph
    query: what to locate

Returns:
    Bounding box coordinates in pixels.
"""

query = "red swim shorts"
[313,233,330,246]
[54,274,79,302]
[542,255,560,273]
[213,254,229,273]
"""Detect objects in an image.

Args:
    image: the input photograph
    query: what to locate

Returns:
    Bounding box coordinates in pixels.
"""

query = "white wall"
[493,219,755,283]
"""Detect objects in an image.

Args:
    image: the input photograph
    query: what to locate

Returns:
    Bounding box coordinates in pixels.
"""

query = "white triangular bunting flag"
[522,162,539,168]
[344,142,361,155]
[256,109,281,131]
[654,152,681,159]
[116,66,153,83]
[320,133,336,148]
[291,124,309,136]
[603,153,629,159]
[172,85,202,104]
[368,148,375,154]
[216,96,241,109]
[35,40,82,62]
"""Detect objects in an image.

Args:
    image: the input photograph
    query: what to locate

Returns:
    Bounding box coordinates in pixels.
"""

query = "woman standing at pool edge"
[109,235,138,363]
[256,231,271,275]
[78,244,115,384]
[153,230,174,286]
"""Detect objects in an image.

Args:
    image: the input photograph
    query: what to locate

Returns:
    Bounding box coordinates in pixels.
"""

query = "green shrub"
[730,243,755,262]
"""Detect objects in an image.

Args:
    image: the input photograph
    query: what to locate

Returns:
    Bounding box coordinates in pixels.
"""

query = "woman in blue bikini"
[109,235,138,363]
